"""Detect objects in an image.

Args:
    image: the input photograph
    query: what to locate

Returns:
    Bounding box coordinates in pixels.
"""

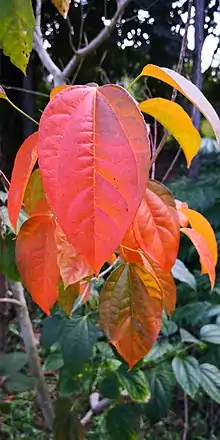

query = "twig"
[78,1,86,50]
[71,58,84,84]
[66,17,77,53]
[80,393,112,426]
[0,297,23,307]
[9,281,54,430]
[162,148,181,183]
[0,84,49,98]
[150,0,193,168]
[0,170,10,191]
[182,393,189,440]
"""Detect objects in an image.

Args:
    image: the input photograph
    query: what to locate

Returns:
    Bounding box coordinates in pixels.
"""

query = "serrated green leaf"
[61,315,99,372]
[180,328,200,344]
[117,365,150,402]
[43,352,64,371]
[0,352,28,375]
[171,259,196,290]
[99,372,120,399]
[200,324,220,344]
[145,341,173,363]
[0,0,35,73]
[200,363,220,404]
[145,371,172,423]
[161,313,178,336]
[172,356,200,398]
[5,372,34,392]
[41,315,65,349]
[106,403,140,440]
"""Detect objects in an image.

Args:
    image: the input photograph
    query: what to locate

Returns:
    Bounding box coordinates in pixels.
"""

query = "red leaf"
[38,85,150,272]
[16,215,59,314]
[181,228,216,287]
[121,181,180,271]
[8,132,38,232]
[55,223,92,288]
[100,263,162,367]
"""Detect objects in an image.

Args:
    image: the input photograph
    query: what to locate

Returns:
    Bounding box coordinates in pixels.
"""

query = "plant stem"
[182,393,189,440]
[6,97,39,126]
[126,74,142,91]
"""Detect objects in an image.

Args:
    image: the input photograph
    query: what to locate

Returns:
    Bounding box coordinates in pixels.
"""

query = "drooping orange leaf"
[139,98,201,167]
[175,199,189,227]
[50,85,70,100]
[140,64,220,145]
[38,85,150,272]
[55,223,92,288]
[31,198,52,216]
[16,215,59,314]
[24,169,45,215]
[58,281,80,315]
[181,208,218,267]
[140,254,176,316]
[181,228,215,287]
[8,132,38,232]
[51,0,70,18]
[100,263,163,367]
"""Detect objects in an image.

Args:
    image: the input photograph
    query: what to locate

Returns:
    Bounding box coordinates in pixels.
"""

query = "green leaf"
[5,372,34,392]
[41,315,65,349]
[0,402,11,414]
[180,328,200,344]
[0,233,21,281]
[99,372,120,399]
[106,403,140,440]
[200,363,220,404]
[145,340,173,363]
[200,324,220,344]
[0,352,28,375]
[161,313,178,336]
[43,352,64,371]
[117,365,150,402]
[59,369,81,397]
[0,0,35,73]
[145,371,172,423]
[53,397,84,440]
[61,315,99,372]
[171,259,196,290]
[216,314,220,325]
[172,356,200,398]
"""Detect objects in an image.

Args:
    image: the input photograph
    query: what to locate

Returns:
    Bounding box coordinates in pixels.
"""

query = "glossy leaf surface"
[172,356,200,398]
[181,228,215,287]
[141,64,220,144]
[8,132,38,232]
[38,85,150,272]
[51,0,70,18]
[16,215,59,314]
[139,98,201,167]
[200,363,220,404]
[100,263,162,367]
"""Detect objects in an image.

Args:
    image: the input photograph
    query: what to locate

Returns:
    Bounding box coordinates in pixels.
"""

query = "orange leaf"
[181,228,215,287]
[100,263,163,367]
[16,215,59,314]
[181,208,217,267]
[38,85,150,272]
[8,132,38,232]
[141,255,176,316]
[50,85,70,100]
[174,199,189,227]
[24,169,45,215]
[31,198,52,216]
[51,0,70,18]
[55,223,92,288]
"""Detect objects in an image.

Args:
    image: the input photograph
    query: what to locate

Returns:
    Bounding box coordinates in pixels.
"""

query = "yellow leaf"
[141,64,220,145]
[181,208,218,267]
[58,281,80,315]
[24,169,45,215]
[139,98,201,167]
[0,86,7,99]
[50,85,70,100]
[51,0,70,18]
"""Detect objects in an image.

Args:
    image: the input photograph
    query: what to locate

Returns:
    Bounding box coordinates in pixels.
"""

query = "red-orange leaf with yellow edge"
[38,85,150,273]
[55,223,92,288]
[181,228,216,287]
[100,263,163,367]
[16,215,59,314]
[8,132,38,232]
[50,85,70,101]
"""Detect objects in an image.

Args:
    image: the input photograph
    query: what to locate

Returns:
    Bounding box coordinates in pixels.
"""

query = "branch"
[9,281,54,430]
[0,297,22,307]
[80,392,112,426]
[182,393,189,440]
[63,0,132,79]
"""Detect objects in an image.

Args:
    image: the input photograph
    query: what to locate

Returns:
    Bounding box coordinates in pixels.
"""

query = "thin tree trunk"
[188,0,205,179]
